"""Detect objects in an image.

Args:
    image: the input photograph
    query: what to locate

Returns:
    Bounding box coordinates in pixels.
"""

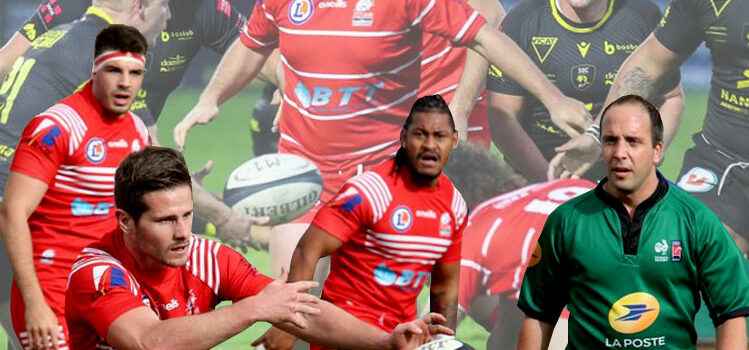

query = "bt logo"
[294,81,384,108]
[374,263,429,290]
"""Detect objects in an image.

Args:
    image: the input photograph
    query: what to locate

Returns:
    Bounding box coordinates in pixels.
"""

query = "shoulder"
[503,0,548,28]
[343,168,393,221]
[69,247,138,295]
[127,112,150,143]
[441,175,468,227]
[660,184,720,224]
[548,189,598,225]
[184,236,232,293]
[616,0,663,24]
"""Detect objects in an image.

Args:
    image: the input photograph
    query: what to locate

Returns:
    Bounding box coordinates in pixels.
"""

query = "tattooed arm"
[600,34,687,118]
[430,262,460,330]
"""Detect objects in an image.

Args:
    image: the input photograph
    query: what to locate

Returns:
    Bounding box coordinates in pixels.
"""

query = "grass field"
[0,86,715,349]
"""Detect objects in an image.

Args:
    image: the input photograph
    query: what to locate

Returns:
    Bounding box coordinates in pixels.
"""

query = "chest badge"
[571,64,596,90]
[85,138,106,163]
[390,206,412,232]
[352,0,374,27]
[439,212,451,237]
[289,0,314,25]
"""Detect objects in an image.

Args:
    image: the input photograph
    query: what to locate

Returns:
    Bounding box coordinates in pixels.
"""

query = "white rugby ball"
[414,338,475,350]
[223,153,322,225]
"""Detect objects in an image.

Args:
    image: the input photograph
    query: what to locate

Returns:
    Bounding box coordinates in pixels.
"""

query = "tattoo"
[615,67,656,100]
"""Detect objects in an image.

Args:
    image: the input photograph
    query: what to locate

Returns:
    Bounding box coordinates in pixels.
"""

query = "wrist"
[584,124,601,144]
[214,209,233,229]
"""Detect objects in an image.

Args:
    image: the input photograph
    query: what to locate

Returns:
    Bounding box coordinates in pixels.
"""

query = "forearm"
[515,316,554,350]
[715,317,747,350]
[429,266,459,330]
[657,84,685,148]
[491,115,548,183]
[287,240,323,283]
[132,303,256,350]
[278,300,390,350]
[0,32,30,79]
[191,181,232,224]
[470,27,563,108]
[450,49,489,138]
[198,39,269,106]
[0,209,45,304]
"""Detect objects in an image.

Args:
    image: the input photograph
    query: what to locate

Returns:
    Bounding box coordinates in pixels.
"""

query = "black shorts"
[676,133,749,239]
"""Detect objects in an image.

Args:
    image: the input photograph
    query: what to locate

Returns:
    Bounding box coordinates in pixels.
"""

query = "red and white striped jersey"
[10,82,150,274]
[419,33,466,102]
[458,179,594,323]
[312,158,467,331]
[241,0,486,167]
[66,231,273,350]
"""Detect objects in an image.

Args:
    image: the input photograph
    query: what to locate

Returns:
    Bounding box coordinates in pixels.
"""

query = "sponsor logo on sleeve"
[677,167,717,193]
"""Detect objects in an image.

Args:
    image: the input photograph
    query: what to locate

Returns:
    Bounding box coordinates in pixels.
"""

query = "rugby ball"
[223,153,322,225]
[414,338,475,350]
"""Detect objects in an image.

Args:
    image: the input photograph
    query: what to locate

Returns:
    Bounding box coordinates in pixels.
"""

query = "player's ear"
[653,140,664,165]
[400,128,407,149]
[451,130,458,150]
[116,208,134,234]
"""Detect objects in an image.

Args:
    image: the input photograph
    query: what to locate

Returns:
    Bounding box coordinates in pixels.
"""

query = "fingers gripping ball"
[223,153,322,225]
[414,338,475,350]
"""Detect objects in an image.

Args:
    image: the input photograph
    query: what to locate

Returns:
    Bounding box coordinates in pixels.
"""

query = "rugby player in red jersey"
[0,24,162,350]
[66,146,453,350]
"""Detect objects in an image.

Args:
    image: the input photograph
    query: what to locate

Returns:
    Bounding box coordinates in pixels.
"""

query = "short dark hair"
[115,146,191,223]
[395,94,456,166]
[599,94,663,145]
[94,24,148,58]
[442,142,527,208]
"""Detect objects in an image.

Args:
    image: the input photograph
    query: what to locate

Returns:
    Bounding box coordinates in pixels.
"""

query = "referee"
[517,95,749,349]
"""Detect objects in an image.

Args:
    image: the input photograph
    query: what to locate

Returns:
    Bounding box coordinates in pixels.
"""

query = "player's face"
[601,103,662,197]
[137,0,171,46]
[401,111,458,181]
[131,184,194,269]
[92,59,145,118]
[563,0,599,10]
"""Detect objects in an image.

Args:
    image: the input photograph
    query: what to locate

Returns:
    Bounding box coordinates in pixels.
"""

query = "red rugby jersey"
[312,158,467,331]
[241,0,486,167]
[458,179,594,325]
[66,231,273,350]
[10,81,149,283]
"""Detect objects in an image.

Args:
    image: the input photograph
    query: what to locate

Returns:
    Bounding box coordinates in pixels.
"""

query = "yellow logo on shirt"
[531,37,558,64]
[608,292,660,334]
[528,244,542,267]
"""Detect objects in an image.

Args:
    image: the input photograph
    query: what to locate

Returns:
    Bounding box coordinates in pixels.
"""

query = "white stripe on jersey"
[54,175,113,189]
[186,236,222,294]
[60,165,117,174]
[366,248,435,265]
[411,0,437,26]
[130,112,149,143]
[69,248,140,295]
[347,172,392,222]
[512,227,537,292]
[278,26,411,37]
[365,234,448,252]
[281,53,421,80]
[432,84,458,97]
[460,258,492,286]
[55,183,113,196]
[452,188,467,227]
[282,87,419,121]
[467,183,545,221]
[366,230,452,246]
[364,229,451,264]
[421,45,452,66]
[481,218,502,257]
[247,33,278,47]
[453,10,479,43]
[42,104,88,155]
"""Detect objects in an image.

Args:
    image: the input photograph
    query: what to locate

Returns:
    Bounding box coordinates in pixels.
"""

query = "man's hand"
[250,271,321,329]
[389,313,455,350]
[173,102,220,150]
[24,301,61,350]
[216,212,268,252]
[251,326,297,350]
[547,133,600,180]
[546,96,592,138]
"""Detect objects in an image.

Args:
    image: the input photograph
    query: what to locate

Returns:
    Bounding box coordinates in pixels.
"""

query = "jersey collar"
[85,6,115,25]
[549,0,616,34]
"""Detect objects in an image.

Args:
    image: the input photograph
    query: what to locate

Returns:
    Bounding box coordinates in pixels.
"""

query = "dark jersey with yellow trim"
[20,0,252,126]
[655,0,749,158]
[0,12,110,190]
[519,174,749,349]
[487,0,676,161]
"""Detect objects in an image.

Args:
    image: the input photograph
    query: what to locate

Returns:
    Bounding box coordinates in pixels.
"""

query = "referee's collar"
[85,6,115,25]
[594,170,669,215]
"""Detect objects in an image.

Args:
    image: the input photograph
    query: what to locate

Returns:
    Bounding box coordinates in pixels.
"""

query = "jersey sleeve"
[197,0,247,53]
[216,244,273,301]
[9,115,71,185]
[458,259,483,314]
[517,207,570,324]
[653,0,704,56]
[407,0,487,45]
[67,263,147,337]
[439,190,468,264]
[19,0,88,42]
[693,209,749,326]
[485,14,525,96]
[240,1,279,51]
[312,182,375,243]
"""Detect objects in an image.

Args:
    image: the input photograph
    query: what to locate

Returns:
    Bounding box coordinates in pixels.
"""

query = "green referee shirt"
[519,173,749,349]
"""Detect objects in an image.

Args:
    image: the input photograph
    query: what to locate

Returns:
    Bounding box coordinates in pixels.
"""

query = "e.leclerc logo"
[606,292,665,348]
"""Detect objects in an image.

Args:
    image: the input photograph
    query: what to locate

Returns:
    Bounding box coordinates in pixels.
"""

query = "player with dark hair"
[266,95,465,349]
[548,0,749,256]
[487,0,683,183]
[518,95,749,349]
[441,143,592,350]
[0,23,160,350]
[66,146,452,350]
